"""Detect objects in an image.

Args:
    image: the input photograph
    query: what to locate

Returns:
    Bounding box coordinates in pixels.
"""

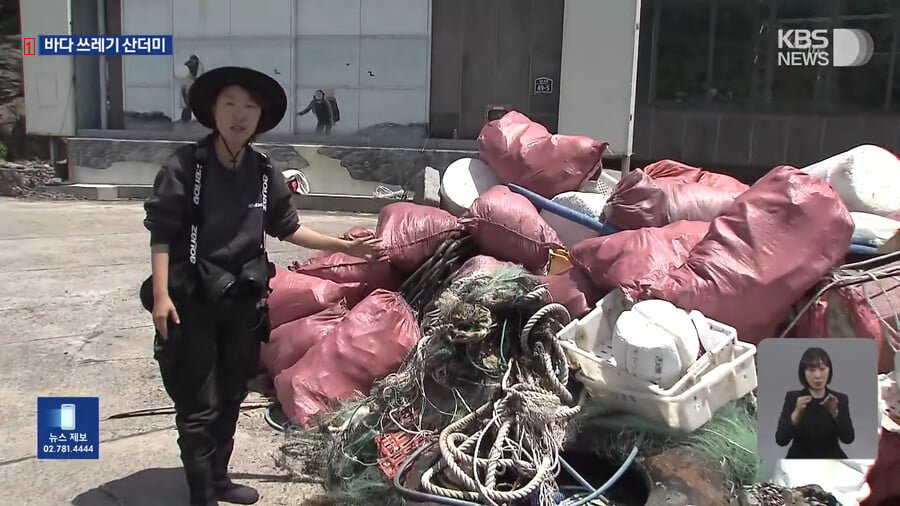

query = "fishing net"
[276,263,543,505]
[273,234,765,505]
[414,298,578,505]
[783,251,900,373]
[567,393,762,493]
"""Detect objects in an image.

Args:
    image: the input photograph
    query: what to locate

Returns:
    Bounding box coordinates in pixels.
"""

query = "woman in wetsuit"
[142,66,382,506]
[775,346,856,459]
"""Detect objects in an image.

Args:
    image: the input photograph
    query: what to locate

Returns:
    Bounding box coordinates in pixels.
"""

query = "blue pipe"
[507,183,619,236]
[560,431,645,506]
[849,243,880,256]
[507,183,882,258]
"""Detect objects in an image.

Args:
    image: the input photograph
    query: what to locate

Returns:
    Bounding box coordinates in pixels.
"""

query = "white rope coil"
[420,295,579,506]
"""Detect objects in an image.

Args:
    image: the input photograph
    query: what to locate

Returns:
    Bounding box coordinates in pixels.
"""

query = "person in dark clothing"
[142,66,382,506]
[297,89,336,133]
[179,55,201,122]
[775,347,855,459]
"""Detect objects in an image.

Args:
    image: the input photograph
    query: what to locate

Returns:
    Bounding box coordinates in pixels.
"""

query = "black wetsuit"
[143,137,299,504]
[775,388,855,459]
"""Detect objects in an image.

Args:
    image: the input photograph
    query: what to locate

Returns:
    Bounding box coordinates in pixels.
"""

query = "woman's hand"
[153,295,180,339]
[344,236,385,260]
[791,395,813,425]
[823,393,839,417]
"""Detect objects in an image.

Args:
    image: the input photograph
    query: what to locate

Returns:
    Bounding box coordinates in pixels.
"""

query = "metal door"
[429,0,565,139]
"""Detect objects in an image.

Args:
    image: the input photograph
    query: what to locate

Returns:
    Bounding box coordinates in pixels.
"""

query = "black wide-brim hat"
[188,66,287,135]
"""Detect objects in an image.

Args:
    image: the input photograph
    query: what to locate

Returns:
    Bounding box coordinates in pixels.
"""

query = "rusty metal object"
[641,447,738,506]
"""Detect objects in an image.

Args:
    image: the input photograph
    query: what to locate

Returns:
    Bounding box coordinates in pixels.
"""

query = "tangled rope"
[780,251,900,348]
[372,266,539,440]
[373,185,408,199]
[418,291,580,506]
[400,235,478,317]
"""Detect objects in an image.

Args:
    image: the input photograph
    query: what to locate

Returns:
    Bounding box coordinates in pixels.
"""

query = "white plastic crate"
[558,290,740,396]
[557,290,758,431]
[576,342,757,432]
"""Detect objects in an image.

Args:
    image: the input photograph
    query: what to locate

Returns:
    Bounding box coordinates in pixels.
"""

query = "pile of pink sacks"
[265,110,891,426]
[265,111,612,429]
[262,110,899,503]
[265,186,604,428]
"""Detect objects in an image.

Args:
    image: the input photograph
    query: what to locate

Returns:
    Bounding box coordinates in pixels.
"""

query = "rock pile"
[0,36,23,139]
[0,35,36,161]
[0,161,77,199]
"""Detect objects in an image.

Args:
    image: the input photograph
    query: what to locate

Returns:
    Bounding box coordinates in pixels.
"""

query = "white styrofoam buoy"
[439,157,502,217]
[611,299,701,388]
[540,191,610,248]
[851,211,900,247]
[801,144,900,217]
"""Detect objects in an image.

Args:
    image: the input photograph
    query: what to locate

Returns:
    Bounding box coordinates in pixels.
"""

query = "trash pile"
[260,110,900,506]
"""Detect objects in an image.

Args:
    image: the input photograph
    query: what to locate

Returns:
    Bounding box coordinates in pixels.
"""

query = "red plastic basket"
[375,431,427,481]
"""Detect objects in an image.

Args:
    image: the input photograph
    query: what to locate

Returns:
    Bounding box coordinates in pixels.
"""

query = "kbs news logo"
[777,28,874,67]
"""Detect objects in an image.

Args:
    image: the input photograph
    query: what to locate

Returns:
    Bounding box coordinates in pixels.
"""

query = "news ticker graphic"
[23,35,173,56]
[37,397,100,459]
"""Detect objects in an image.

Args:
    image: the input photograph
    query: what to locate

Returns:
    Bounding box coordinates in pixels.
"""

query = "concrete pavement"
[0,197,377,505]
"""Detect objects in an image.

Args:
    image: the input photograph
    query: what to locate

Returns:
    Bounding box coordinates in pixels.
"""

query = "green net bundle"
[567,393,762,493]
[276,265,544,505]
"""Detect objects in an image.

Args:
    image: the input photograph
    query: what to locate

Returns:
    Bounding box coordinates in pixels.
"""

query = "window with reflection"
[638,0,900,113]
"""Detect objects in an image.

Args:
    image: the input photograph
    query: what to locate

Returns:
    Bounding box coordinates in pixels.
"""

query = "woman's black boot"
[211,439,259,504]
[183,458,218,506]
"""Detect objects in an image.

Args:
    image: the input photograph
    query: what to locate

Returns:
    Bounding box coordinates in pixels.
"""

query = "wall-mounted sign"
[533,76,553,94]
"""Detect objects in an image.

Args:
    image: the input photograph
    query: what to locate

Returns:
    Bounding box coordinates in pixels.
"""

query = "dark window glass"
[644,0,899,112]
[654,0,710,104]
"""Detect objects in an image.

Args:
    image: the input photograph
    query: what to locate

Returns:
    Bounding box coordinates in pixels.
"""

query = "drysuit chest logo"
[190,166,202,264]
[247,175,269,209]
[261,174,268,210]
[192,168,202,205]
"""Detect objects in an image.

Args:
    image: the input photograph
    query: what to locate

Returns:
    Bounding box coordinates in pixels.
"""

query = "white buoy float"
[439,157,502,217]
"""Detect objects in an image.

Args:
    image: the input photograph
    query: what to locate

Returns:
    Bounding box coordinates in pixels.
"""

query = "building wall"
[64,0,645,162]
[19,0,76,136]
[557,0,641,164]
[119,0,431,137]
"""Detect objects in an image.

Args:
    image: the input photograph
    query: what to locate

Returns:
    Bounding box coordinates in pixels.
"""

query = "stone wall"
[0,161,52,197]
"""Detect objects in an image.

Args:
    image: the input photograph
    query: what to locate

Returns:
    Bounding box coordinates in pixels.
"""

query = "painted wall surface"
[120,0,430,137]
[558,0,641,160]
[20,0,77,136]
